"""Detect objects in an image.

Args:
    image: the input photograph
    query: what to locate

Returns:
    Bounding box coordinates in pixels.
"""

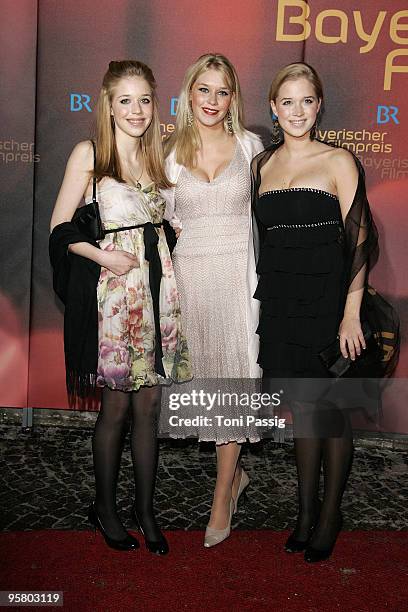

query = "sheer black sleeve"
[341,153,400,377]
[338,156,379,314]
[250,145,281,268]
[342,154,379,297]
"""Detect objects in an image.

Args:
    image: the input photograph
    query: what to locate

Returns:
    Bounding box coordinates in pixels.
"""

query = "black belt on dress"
[104,222,165,377]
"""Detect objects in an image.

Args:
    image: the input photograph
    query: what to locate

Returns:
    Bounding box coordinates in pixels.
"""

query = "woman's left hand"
[338,316,366,360]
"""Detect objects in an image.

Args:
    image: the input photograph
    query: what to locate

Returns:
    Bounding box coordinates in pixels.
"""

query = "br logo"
[376,105,399,125]
[170,97,178,116]
[70,94,92,112]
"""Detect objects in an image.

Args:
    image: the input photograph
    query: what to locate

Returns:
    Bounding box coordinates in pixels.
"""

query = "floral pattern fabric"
[86,178,191,392]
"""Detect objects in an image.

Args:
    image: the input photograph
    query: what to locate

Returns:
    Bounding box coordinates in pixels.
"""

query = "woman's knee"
[131,387,162,422]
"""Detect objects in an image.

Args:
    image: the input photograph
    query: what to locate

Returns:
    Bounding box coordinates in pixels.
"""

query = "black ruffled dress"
[251,144,383,378]
[251,145,399,435]
[254,186,344,377]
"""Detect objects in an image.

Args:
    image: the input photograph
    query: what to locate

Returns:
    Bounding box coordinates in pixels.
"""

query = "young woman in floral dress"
[50,60,191,555]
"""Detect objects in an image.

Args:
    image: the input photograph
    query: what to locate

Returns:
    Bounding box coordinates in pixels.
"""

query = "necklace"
[126,159,144,189]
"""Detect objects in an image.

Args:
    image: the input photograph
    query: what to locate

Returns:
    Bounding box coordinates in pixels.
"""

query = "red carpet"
[0,530,407,611]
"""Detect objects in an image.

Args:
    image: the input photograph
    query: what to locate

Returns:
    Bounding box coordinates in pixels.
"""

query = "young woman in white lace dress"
[160,54,263,547]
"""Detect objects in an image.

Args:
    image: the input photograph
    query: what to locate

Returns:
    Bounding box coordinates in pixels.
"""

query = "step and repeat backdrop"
[1,0,407,433]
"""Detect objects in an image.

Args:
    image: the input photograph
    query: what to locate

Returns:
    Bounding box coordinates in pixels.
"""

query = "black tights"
[92,385,162,541]
[291,402,354,550]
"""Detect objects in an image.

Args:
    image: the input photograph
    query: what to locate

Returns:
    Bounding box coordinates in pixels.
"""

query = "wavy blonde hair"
[94,60,171,189]
[166,53,245,168]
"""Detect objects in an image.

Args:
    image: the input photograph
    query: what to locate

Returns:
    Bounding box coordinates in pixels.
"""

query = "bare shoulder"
[326,145,357,172]
[68,140,94,171]
[330,149,359,200]
[314,143,358,186]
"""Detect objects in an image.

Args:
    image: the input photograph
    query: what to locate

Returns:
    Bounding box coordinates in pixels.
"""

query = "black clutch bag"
[319,319,382,377]
[72,141,105,241]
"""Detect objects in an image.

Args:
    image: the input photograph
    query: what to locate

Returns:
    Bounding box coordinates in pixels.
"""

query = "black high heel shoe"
[285,532,311,553]
[88,503,140,551]
[131,508,169,555]
[304,512,343,563]
[284,500,322,554]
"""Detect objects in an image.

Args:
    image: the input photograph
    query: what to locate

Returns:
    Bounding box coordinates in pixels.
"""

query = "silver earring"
[187,106,194,127]
[226,110,234,135]
[271,118,282,144]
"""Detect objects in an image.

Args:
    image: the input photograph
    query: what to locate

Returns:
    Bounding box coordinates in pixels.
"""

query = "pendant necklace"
[127,160,144,189]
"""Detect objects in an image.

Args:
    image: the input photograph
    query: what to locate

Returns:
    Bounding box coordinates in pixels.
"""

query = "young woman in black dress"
[252,63,379,562]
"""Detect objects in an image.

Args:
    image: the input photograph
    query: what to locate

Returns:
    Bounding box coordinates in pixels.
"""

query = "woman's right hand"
[99,249,138,275]
[174,227,182,239]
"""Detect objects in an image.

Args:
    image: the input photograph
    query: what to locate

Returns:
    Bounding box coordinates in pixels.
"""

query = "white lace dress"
[159,143,261,444]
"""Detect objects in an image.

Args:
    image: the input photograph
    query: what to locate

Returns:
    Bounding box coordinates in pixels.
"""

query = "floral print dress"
[85,178,191,392]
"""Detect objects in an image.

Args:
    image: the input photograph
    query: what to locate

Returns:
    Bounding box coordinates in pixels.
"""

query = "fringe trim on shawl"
[66,369,98,401]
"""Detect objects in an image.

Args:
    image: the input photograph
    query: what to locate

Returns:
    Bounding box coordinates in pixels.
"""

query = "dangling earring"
[226,110,234,135]
[187,105,194,127]
[271,118,282,144]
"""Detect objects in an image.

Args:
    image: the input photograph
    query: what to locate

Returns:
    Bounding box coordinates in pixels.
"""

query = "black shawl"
[49,222,101,397]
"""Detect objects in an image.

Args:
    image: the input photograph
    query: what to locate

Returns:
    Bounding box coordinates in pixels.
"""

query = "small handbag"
[319,319,381,377]
[72,140,105,241]
[318,286,399,378]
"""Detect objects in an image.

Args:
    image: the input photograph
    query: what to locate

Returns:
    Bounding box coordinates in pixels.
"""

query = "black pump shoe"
[304,543,335,563]
[304,513,343,563]
[285,500,322,553]
[131,508,169,555]
[88,503,140,551]
[284,533,310,553]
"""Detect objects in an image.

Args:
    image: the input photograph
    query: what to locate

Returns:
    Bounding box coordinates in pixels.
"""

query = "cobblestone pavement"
[1,424,407,532]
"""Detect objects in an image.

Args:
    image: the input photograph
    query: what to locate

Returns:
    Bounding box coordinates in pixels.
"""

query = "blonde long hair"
[94,60,171,189]
[166,54,245,168]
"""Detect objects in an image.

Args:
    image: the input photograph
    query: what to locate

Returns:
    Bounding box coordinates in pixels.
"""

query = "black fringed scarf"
[49,222,100,397]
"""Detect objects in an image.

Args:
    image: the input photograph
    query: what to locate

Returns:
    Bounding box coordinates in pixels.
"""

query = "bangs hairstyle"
[269,62,323,103]
[166,53,245,168]
[94,60,171,189]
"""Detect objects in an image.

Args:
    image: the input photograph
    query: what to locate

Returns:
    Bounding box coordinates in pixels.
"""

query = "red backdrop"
[1,0,407,433]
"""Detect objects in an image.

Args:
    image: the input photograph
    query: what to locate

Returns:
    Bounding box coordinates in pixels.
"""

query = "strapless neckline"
[259,187,338,200]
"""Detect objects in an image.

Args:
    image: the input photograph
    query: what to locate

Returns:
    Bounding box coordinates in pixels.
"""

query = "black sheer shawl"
[250,142,399,377]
